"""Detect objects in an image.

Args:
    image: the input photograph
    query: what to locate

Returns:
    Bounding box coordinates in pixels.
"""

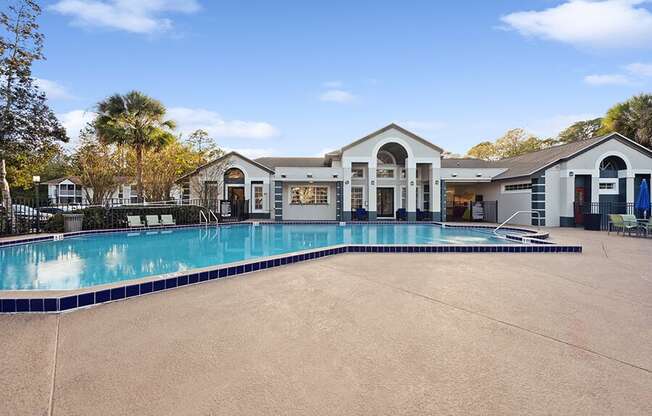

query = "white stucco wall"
[282,182,337,220]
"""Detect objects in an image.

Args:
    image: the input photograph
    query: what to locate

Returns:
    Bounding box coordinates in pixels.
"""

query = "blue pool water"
[0,224,517,290]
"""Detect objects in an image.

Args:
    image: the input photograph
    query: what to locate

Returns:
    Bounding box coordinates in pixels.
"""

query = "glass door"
[377,187,394,217]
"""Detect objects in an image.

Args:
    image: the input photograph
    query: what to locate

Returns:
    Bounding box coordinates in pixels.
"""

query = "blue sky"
[34,0,652,157]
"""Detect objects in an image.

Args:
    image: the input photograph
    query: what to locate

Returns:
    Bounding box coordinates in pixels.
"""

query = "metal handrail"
[208,209,219,223]
[199,210,209,224]
[494,210,541,236]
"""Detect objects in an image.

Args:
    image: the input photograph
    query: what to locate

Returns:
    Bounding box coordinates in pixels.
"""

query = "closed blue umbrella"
[635,179,650,218]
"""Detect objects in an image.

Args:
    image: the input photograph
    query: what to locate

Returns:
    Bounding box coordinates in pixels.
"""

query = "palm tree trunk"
[136,144,143,201]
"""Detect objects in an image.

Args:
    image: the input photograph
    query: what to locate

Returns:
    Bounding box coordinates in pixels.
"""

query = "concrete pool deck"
[1,228,650,415]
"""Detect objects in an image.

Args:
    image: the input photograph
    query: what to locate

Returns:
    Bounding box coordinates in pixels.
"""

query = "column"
[560,175,575,227]
[368,162,377,220]
[407,158,417,221]
[591,175,600,203]
[430,164,441,221]
[626,173,635,204]
[342,165,352,221]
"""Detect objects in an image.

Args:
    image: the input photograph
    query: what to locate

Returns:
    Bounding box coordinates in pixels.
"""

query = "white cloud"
[625,62,652,77]
[57,109,97,150]
[319,89,356,103]
[526,113,599,137]
[584,73,632,86]
[167,107,280,139]
[400,120,446,132]
[224,148,278,159]
[501,0,652,48]
[35,78,74,100]
[49,0,201,34]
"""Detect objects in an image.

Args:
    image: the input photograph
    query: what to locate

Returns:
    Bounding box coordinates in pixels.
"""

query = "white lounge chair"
[146,215,161,227]
[127,215,145,228]
[160,214,176,226]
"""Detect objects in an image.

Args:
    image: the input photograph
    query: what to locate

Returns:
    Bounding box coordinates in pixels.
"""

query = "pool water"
[0,224,516,290]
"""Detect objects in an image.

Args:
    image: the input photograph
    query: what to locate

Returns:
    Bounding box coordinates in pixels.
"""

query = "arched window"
[225,168,245,179]
[377,150,396,165]
[599,156,626,172]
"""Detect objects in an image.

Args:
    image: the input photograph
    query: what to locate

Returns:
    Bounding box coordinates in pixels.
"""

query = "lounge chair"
[396,208,407,221]
[609,214,637,236]
[127,215,145,228]
[354,208,368,221]
[160,214,176,226]
[145,215,161,227]
[621,214,640,236]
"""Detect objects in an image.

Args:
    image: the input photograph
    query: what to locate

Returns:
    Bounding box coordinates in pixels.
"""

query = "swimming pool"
[1,223,518,291]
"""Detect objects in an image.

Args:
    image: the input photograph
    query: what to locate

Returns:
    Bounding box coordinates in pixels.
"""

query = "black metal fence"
[446,201,498,223]
[0,198,251,236]
[575,202,636,230]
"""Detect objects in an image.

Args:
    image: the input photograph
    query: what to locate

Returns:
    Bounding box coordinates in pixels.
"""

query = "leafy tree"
[94,91,176,200]
[557,118,602,144]
[186,128,223,161]
[600,94,652,149]
[467,129,554,160]
[0,0,67,190]
[71,125,122,205]
[137,137,205,201]
[467,141,498,161]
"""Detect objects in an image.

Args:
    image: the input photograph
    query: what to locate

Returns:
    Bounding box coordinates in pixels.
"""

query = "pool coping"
[1,222,578,314]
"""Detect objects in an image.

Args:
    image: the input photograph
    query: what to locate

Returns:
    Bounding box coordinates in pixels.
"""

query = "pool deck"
[1,228,651,415]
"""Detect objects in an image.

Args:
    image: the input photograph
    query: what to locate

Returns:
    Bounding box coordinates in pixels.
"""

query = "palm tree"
[94,91,176,201]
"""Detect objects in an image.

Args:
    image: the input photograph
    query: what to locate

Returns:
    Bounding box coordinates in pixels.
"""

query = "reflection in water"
[0,224,515,290]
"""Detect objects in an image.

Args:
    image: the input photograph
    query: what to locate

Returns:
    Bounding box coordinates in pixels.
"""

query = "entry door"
[377,187,394,217]
[228,186,245,202]
[574,187,585,224]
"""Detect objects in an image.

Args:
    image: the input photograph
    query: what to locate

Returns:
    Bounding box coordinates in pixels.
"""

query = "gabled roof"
[338,123,444,154]
[45,176,133,185]
[176,151,275,182]
[491,132,651,180]
[254,157,328,169]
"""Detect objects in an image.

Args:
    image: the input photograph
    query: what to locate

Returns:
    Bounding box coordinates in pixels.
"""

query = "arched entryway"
[374,143,409,218]
[224,168,246,202]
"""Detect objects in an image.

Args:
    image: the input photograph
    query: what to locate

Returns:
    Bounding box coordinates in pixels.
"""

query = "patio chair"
[621,214,640,236]
[396,208,407,221]
[354,208,368,221]
[127,215,145,228]
[639,220,652,237]
[160,214,176,226]
[145,215,161,227]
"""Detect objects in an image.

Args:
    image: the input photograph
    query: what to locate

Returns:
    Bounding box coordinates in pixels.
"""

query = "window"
[599,182,615,190]
[351,168,364,178]
[377,150,395,165]
[504,183,532,192]
[225,168,244,179]
[376,168,394,178]
[291,186,329,205]
[253,185,264,210]
[401,169,406,179]
[351,187,363,209]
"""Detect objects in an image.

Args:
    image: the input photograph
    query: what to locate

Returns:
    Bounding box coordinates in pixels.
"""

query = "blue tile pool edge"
[0,242,582,314]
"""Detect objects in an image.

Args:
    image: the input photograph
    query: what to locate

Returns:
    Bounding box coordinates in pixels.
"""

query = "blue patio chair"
[396,208,407,221]
[354,208,368,221]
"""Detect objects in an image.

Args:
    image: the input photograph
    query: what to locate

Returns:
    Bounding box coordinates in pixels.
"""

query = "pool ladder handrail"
[493,210,541,237]
[199,209,219,225]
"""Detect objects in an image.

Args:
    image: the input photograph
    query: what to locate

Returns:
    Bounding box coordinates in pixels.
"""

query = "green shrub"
[78,205,206,231]
[43,213,65,233]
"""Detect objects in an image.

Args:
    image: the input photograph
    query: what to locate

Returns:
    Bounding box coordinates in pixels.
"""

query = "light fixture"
[307,173,313,178]
[451,173,458,178]
[410,181,415,186]
[569,171,574,177]
[476,173,482,177]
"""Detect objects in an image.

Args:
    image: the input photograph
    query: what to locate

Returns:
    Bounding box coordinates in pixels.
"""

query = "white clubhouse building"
[179,124,652,227]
